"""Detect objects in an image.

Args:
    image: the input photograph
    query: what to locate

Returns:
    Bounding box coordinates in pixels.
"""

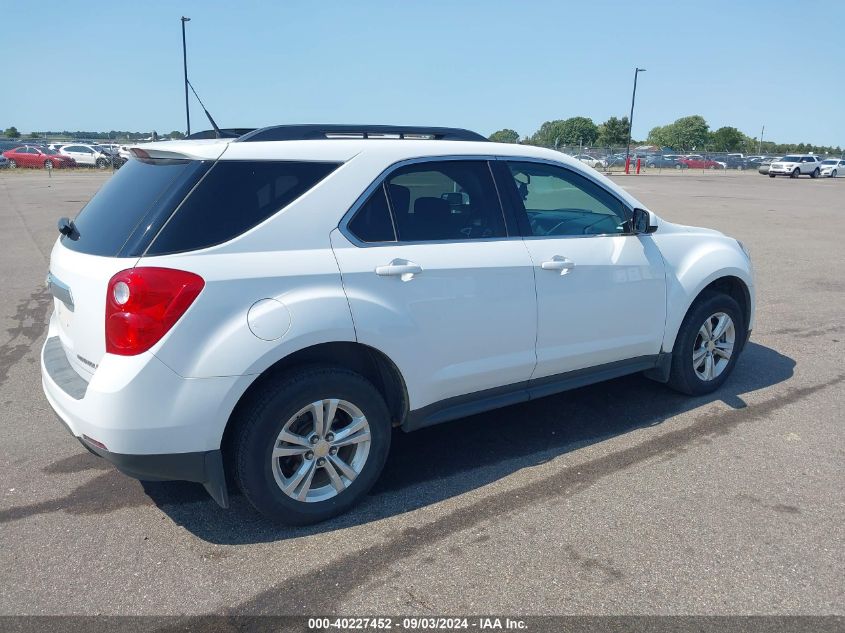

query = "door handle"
[541,256,576,275]
[375,259,423,280]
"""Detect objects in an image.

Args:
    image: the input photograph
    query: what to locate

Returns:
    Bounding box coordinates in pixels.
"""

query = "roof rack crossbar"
[236,124,487,143]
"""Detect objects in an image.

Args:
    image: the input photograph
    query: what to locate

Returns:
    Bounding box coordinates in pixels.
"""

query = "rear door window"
[384,160,506,242]
[146,160,340,255]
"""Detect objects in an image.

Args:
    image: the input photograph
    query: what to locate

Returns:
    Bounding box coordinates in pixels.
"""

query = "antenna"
[186,79,222,138]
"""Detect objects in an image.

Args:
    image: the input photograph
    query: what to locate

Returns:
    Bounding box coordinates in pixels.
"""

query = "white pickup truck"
[767,154,822,178]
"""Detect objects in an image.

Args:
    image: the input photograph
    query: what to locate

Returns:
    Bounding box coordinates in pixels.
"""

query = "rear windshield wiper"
[58,217,79,240]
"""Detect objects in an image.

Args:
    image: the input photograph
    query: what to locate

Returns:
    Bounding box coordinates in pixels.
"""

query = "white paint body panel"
[331,230,537,409]
[524,235,667,378]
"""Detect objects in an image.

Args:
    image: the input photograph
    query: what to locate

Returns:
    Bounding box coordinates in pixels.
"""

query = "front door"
[498,160,666,380]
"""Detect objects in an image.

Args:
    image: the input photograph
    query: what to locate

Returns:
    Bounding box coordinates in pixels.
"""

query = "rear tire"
[232,366,391,525]
[95,158,107,169]
[8,159,16,168]
[667,292,746,396]
[832,170,838,178]
[811,168,820,179]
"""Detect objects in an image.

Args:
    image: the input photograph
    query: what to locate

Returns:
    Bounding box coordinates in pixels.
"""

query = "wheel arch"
[663,270,754,354]
[221,341,409,467]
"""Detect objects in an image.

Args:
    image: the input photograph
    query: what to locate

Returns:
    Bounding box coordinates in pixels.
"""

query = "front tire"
[667,292,746,396]
[768,173,776,178]
[790,168,800,178]
[232,366,391,525]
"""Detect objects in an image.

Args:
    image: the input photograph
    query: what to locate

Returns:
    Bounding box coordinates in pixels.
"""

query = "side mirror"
[631,208,656,234]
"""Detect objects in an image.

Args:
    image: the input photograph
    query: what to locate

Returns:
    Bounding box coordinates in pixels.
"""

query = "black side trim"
[43,336,89,400]
[81,439,229,508]
[403,355,659,432]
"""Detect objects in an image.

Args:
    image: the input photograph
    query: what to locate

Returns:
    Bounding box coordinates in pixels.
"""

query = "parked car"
[645,155,686,169]
[767,154,822,178]
[819,158,844,177]
[41,124,755,524]
[678,155,726,169]
[2,145,76,169]
[58,143,116,169]
[757,158,779,175]
[572,154,607,169]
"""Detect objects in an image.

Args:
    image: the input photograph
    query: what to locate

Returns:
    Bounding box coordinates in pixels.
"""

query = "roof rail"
[185,128,256,140]
[237,124,488,143]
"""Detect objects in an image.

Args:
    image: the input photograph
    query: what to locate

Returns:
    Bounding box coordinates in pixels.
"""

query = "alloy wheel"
[692,312,735,381]
[271,398,371,503]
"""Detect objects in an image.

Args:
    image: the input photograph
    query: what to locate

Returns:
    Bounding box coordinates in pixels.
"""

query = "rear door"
[332,158,537,410]
[496,160,666,380]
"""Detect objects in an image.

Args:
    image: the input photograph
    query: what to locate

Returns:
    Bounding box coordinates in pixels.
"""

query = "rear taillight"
[106,267,204,356]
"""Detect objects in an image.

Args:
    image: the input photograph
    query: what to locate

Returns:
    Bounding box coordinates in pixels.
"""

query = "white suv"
[41,125,755,524]
[767,154,822,178]
[58,143,114,169]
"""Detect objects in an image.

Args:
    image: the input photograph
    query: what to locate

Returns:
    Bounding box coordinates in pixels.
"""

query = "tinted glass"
[782,156,800,161]
[61,158,209,257]
[506,162,629,236]
[348,184,395,243]
[147,160,339,255]
[385,161,505,242]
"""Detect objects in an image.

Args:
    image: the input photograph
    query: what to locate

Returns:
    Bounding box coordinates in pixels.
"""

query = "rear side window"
[61,158,209,257]
[147,160,339,255]
[385,161,506,242]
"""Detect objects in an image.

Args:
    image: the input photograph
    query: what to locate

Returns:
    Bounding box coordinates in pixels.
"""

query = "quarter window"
[148,160,340,255]
[505,162,629,237]
[384,161,506,242]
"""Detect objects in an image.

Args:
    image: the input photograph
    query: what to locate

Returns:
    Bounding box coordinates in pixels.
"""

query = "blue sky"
[2,1,843,146]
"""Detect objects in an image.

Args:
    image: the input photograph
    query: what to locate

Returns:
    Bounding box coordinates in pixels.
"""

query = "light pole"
[759,125,765,155]
[181,16,191,137]
[625,67,646,173]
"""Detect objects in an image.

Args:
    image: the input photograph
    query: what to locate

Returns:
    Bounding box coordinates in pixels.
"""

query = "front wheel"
[769,173,776,178]
[667,292,746,396]
[232,366,391,525]
[790,168,800,178]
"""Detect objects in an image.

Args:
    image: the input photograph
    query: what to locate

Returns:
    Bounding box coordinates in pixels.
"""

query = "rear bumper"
[79,435,229,507]
[40,314,251,506]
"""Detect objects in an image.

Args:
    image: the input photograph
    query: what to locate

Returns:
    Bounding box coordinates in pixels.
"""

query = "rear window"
[146,160,339,255]
[61,158,209,257]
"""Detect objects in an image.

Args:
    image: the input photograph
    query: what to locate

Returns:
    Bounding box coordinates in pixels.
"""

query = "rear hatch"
[48,148,219,377]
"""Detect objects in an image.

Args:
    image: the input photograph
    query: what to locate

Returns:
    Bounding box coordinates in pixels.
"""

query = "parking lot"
[0,170,842,616]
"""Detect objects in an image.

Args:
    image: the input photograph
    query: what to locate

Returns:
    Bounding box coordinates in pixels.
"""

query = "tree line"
[489,115,843,156]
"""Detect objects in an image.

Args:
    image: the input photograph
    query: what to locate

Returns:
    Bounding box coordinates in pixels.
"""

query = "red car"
[2,145,77,169]
[677,155,726,170]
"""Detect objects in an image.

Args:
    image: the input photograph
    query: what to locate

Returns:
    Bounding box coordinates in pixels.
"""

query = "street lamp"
[625,67,646,173]
[181,16,191,137]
